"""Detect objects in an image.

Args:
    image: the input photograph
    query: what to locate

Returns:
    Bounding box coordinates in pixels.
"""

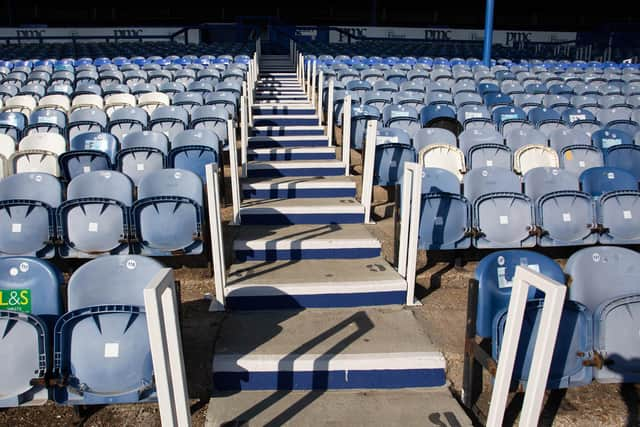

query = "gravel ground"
[1,150,638,426]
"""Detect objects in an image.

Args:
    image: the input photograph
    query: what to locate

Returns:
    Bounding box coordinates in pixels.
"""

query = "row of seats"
[367,125,640,182]
[474,246,639,387]
[0,255,165,407]
[0,169,204,258]
[1,129,223,182]
[410,165,640,249]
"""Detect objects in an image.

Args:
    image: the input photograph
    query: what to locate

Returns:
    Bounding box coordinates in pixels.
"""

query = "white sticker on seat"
[11,223,22,233]
[83,166,91,173]
[499,215,509,225]
[88,222,99,232]
[104,342,119,358]
[486,160,493,167]
[137,163,145,171]
[562,213,572,222]
[578,160,586,168]
[624,210,633,219]
[434,216,443,225]
[607,172,615,179]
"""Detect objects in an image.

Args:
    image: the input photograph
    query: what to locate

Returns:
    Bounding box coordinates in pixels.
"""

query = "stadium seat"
[350,105,380,150]
[580,166,638,197]
[382,104,420,137]
[25,109,67,135]
[66,108,108,141]
[417,167,471,250]
[53,255,164,404]
[169,129,220,180]
[59,132,118,181]
[107,107,149,143]
[565,246,640,383]
[190,105,229,148]
[131,169,204,255]
[413,128,457,152]
[373,128,415,186]
[10,133,66,176]
[117,131,169,186]
[0,111,26,141]
[0,172,62,258]
[418,144,465,181]
[513,144,559,175]
[57,171,133,257]
[0,257,62,407]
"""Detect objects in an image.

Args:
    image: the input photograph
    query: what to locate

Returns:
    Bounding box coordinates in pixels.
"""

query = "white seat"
[137,92,170,115]
[37,94,71,113]
[514,144,559,175]
[418,144,466,182]
[104,93,137,116]
[10,133,66,176]
[2,95,37,115]
[71,94,104,112]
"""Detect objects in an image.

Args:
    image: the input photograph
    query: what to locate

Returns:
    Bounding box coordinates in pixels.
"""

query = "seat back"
[523,167,579,202]
[463,167,521,203]
[413,128,456,152]
[418,144,466,181]
[579,167,638,197]
[513,145,559,175]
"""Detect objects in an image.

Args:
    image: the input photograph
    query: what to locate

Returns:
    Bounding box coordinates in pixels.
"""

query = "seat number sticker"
[0,289,31,313]
[88,222,99,232]
[11,223,22,233]
[136,163,145,171]
[104,342,120,358]
[562,213,572,222]
[624,210,633,219]
[499,215,509,225]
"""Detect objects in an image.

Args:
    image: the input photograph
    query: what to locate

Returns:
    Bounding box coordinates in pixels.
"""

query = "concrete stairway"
[207,53,471,427]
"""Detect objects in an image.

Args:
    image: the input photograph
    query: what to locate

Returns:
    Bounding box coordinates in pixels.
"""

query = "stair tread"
[248,135,327,141]
[206,388,471,427]
[226,257,403,289]
[213,306,439,357]
[233,223,378,247]
[242,175,355,187]
[248,146,335,153]
[241,197,362,211]
[247,159,344,169]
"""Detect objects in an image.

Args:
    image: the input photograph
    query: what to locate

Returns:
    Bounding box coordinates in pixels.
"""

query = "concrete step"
[247,146,336,161]
[255,88,306,94]
[248,135,329,148]
[254,94,309,101]
[247,160,345,178]
[224,258,406,309]
[253,115,320,127]
[240,197,364,225]
[212,307,445,390]
[206,388,472,426]
[260,72,298,77]
[233,223,379,261]
[251,125,325,137]
[252,104,316,115]
[255,99,312,104]
[242,175,354,199]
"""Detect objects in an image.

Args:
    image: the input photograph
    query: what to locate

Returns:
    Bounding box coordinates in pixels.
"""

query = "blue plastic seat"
[169,129,220,180]
[412,128,457,152]
[132,169,204,255]
[362,90,393,111]
[0,257,62,407]
[491,106,527,134]
[565,246,640,383]
[349,104,380,150]
[25,109,67,135]
[382,104,420,137]
[57,171,133,257]
[419,104,462,135]
[58,132,117,181]
[579,166,638,197]
[107,107,149,143]
[189,105,229,148]
[66,108,108,141]
[560,145,604,175]
[53,255,164,405]
[204,91,238,120]
[149,106,189,142]
[506,127,547,151]
[604,144,640,181]
[418,167,471,250]
[591,129,633,150]
[0,111,26,141]
[549,128,591,152]
[0,173,62,258]
[117,131,169,186]
[392,91,425,110]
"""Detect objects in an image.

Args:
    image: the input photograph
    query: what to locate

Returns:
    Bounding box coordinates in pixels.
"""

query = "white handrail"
[341,94,352,176]
[227,119,241,225]
[240,93,248,178]
[306,57,312,95]
[311,60,317,106]
[144,268,192,427]
[360,119,377,224]
[487,266,567,427]
[327,79,335,146]
[398,162,419,277]
[317,71,324,125]
[205,163,227,311]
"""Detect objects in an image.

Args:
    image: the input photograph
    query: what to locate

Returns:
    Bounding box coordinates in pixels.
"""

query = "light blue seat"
[53,255,164,405]
[506,127,547,151]
[418,167,471,250]
[190,105,229,148]
[57,171,133,257]
[169,129,220,180]
[362,90,392,111]
[560,145,604,175]
[25,109,67,135]
[158,82,186,99]
[117,131,169,186]
[66,108,108,141]
[0,257,62,407]
[205,91,238,120]
[566,246,640,383]
[373,80,399,93]
[132,169,204,255]
[483,92,513,110]
[412,128,456,152]
[549,128,591,152]
[579,166,638,197]
[465,167,535,248]
[149,106,189,142]
[605,144,640,181]
[392,91,424,109]
[107,107,148,143]
[373,128,415,186]
[524,167,597,246]
[345,80,372,102]
[59,132,118,181]
[527,107,563,134]
[350,105,380,150]
[382,104,420,137]
[0,173,62,258]
[492,105,527,135]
